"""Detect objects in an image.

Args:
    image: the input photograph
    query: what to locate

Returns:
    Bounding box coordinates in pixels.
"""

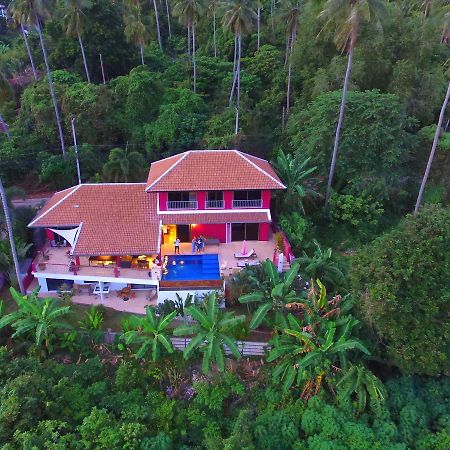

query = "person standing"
[174,237,181,254]
[191,236,196,253]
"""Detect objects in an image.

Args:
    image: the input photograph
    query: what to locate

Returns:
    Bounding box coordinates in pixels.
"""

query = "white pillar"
[99,281,104,302]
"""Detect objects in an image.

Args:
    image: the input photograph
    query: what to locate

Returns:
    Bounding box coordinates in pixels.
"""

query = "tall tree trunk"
[324,47,353,215]
[414,80,450,215]
[152,0,163,50]
[235,33,241,135]
[188,24,191,56]
[229,34,238,105]
[78,32,91,83]
[35,17,66,158]
[213,9,217,57]
[257,7,261,50]
[286,28,296,114]
[99,53,106,84]
[192,21,196,94]
[21,24,38,81]
[0,117,25,295]
[140,45,145,65]
[271,0,275,33]
[165,0,172,39]
[0,112,10,138]
[0,177,25,294]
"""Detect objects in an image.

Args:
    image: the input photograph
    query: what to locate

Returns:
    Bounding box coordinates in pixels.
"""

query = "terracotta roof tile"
[29,184,160,256]
[158,211,270,224]
[145,150,285,191]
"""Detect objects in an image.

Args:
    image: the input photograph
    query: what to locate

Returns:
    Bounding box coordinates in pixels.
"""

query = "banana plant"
[239,259,302,329]
[267,311,370,394]
[173,292,245,373]
[0,287,72,354]
[336,363,387,413]
[120,307,177,361]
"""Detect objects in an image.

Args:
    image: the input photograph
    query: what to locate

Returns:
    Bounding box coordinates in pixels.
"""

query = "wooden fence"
[101,330,270,357]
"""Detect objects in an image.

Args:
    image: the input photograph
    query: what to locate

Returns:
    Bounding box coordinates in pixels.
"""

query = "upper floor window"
[233,190,262,208]
[206,191,224,209]
[167,191,197,210]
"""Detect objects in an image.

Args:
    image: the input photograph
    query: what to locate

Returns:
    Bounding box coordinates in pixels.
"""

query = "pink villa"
[28,150,287,305]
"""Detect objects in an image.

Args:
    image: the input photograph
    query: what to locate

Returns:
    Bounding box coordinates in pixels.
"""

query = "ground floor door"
[176,224,191,242]
[231,223,259,241]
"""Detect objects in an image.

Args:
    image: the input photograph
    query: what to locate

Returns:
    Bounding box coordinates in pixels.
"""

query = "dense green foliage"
[351,204,450,376]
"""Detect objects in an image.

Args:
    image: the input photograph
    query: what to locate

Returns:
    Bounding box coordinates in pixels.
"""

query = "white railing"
[232,199,262,208]
[205,200,224,209]
[167,200,198,210]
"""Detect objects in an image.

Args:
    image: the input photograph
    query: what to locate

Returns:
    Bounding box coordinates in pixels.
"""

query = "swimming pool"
[162,254,221,281]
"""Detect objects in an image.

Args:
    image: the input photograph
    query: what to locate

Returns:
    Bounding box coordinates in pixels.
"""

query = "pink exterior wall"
[192,224,226,242]
[46,229,54,240]
[197,191,206,209]
[262,190,271,208]
[224,191,233,209]
[259,222,270,241]
[158,192,168,211]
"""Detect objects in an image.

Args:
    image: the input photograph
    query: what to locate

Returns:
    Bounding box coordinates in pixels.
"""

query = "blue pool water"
[162,254,221,281]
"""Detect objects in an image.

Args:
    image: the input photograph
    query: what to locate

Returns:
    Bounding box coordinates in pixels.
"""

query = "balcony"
[205,200,224,209]
[167,200,198,210]
[232,199,262,208]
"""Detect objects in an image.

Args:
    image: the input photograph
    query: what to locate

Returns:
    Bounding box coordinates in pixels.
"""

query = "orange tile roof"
[145,150,285,192]
[158,211,270,224]
[29,184,160,256]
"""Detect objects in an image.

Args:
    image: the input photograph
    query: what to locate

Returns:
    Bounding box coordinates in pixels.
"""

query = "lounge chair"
[234,249,256,259]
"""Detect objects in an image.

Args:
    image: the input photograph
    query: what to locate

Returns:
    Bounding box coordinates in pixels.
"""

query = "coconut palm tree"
[121,308,177,361]
[318,0,385,214]
[124,1,149,65]
[239,260,302,329]
[20,24,38,81]
[221,0,257,134]
[60,0,92,83]
[209,0,219,57]
[9,0,67,158]
[0,287,72,353]
[151,0,163,50]
[255,0,262,49]
[165,0,172,38]
[103,147,147,182]
[337,363,387,413]
[278,0,301,114]
[272,149,318,214]
[173,292,245,373]
[173,0,206,93]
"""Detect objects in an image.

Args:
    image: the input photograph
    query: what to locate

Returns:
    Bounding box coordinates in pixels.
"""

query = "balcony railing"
[167,200,198,210]
[232,199,262,208]
[206,200,224,209]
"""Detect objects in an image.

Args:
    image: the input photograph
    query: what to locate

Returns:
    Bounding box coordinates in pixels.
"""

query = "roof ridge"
[145,151,191,191]
[234,150,286,189]
[28,184,83,227]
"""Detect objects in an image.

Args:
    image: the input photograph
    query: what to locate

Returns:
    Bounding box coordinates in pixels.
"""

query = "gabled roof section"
[28,184,160,256]
[145,150,286,192]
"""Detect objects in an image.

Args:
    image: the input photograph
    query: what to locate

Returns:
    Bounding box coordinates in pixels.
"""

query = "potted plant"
[117,287,135,302]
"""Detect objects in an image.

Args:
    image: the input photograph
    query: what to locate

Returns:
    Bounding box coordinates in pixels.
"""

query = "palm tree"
[318,0,384,215]
[173,0,206,93]
[221,0,257,134]
[255,0,262,49]
[173,292,245,372]
[267,312,370,393]
[121,308,177,361]
[20,24,38,81]
[209,0,219,57]
[60,0,92,83]
[165,0,172,39]
[272,149,318,214]
[0,287,72,353]
[337,363,387,413]
[124,1,149,65]
[151,0,163,50]
[297,240,345,289]
[278,0,301,114]
[102,147,147,182]
[239,260,302,329]
[9,0,67,158]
